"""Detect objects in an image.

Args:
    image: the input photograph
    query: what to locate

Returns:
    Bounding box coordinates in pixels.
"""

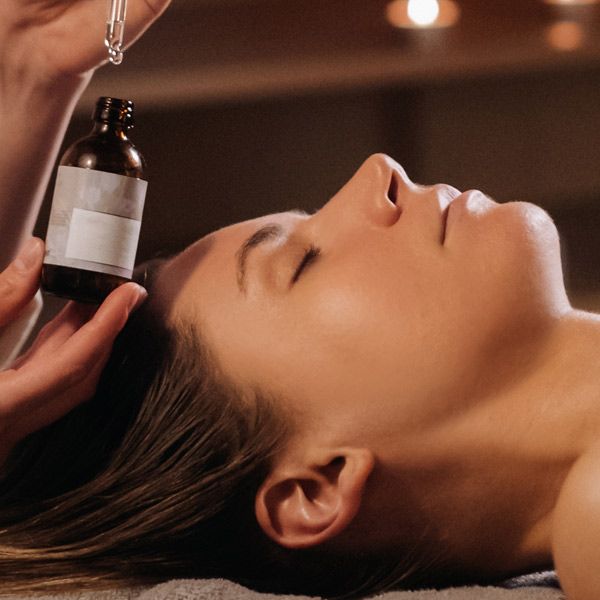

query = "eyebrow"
[235,209,313,293]
[236,223,284,292]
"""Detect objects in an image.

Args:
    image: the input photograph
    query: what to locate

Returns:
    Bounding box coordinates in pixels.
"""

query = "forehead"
[154,211,303,324]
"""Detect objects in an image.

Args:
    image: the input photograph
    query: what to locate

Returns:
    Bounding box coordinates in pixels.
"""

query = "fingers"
[0,238,44,328]
[10,302,94,368]
[124,0,173,48]
[32,282,146,389]
[11,346,112,439]
[76,0,173,54]
[3,282,147,430]
[40,0,172,76]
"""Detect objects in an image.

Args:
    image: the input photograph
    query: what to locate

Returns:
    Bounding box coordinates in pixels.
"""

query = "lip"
[443,190,496,244]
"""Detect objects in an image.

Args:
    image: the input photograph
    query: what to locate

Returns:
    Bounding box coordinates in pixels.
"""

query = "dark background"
[35,0,600,310]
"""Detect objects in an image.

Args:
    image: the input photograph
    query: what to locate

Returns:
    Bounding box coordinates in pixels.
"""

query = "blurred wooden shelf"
[80,0,600,110]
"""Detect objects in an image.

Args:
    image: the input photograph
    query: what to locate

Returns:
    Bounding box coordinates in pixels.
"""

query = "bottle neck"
[91,121,129,139]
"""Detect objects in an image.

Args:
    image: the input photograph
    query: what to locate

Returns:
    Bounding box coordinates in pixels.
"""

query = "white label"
[66,209,141,271]
[44,166,148,278]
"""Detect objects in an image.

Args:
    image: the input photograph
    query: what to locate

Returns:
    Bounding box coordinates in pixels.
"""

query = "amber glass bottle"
[42,97,147,303]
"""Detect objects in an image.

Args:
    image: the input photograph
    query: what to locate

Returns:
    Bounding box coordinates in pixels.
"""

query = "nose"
[315,154,419,229]
[323,154,407,228]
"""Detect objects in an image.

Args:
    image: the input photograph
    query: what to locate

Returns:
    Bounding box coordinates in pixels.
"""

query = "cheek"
[281,263,446,404]
[431,201,569,378]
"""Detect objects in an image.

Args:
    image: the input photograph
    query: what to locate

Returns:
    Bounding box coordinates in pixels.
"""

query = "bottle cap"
[93,97,135,129]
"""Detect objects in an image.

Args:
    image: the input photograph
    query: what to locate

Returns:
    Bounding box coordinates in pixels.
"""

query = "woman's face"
[156,154,569,453]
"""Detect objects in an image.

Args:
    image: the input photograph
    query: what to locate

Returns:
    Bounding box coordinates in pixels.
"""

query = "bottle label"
[44,166,147,278]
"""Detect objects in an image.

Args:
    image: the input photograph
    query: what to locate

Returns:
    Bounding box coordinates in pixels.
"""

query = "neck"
[370,307,600,582]
[440,307,600,579]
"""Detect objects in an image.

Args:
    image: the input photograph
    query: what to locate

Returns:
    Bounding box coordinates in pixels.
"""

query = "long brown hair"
[0,267,432,599]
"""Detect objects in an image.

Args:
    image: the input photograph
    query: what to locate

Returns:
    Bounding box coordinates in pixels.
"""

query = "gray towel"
[2,571,565,599]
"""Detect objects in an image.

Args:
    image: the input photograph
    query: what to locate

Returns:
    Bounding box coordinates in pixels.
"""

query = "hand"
[0,237,147,462]
[0,0,171,82]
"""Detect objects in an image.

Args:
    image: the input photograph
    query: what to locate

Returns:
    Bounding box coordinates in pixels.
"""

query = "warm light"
[546,20,585,50]
[543,0,599,5]
[386,0,461,29]
[407,0,440,26]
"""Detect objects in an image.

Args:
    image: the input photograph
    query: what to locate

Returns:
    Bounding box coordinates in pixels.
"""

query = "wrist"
[0,67,92,130]
[0,26,94,115]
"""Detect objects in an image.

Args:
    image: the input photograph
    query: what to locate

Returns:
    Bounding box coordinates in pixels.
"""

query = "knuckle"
[35,320,54,340]
[0,271,19,301]
[0,270,34,325]
[63,361,89,387]
[85,318,119,346]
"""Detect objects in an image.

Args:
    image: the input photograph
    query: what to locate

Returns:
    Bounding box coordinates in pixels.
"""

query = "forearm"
[0,71,92,270]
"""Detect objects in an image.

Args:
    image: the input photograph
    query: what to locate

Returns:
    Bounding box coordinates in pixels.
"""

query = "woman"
[0,2,599,600]
[3,157,599,600]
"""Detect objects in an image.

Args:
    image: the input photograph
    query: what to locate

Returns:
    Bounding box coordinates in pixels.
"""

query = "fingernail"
[128,283,148,311]
[14,238,43,273]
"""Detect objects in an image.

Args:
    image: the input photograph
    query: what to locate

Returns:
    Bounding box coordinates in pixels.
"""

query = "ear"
[255,447,375,549]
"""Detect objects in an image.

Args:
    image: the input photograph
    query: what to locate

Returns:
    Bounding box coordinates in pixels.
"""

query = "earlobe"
[255,447,375,549]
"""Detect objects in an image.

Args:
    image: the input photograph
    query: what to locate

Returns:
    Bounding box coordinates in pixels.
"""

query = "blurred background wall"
[35,0,600,310]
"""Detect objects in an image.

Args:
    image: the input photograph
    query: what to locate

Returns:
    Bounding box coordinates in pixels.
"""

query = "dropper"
[105,0,128,65]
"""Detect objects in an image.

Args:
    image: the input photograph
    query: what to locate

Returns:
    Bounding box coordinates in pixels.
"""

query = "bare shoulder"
[553,445,600,600]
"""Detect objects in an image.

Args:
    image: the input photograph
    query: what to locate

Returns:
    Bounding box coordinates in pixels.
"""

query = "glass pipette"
[105,0,128,65]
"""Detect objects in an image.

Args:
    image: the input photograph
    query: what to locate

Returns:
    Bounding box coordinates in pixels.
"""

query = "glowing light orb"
[546,20,585,51]
[407,0,440,26]
[543,0,598,5]
[386,0,460,30]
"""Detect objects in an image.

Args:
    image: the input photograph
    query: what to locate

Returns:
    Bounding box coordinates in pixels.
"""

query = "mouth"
[441,203,451,245]
[387,169,456,244]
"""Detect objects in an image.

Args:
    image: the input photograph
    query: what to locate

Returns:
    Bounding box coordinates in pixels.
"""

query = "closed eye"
[291,245,321,284]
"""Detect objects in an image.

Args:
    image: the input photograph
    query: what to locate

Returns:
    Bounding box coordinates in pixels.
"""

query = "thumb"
[0,238,44,328]
[123,0,173,51]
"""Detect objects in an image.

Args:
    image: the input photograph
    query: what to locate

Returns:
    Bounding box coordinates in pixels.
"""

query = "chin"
[464,201,568,326]
[504,202,569,317]
[510,200,558,238]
